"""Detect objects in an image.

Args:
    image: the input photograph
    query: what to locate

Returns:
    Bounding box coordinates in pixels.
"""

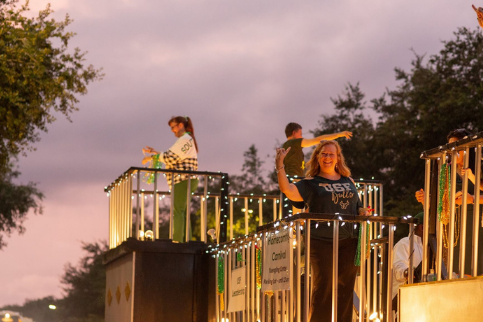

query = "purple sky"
[1,0,478,306]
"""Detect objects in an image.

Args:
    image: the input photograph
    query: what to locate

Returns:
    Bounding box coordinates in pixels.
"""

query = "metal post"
[245,198,249,236]
[386,223,394,322]
[359,221,367,322]
[154,173,159,240]
[170,180,175,240]
[459,148,470,277]
[436,157,443,281]
[332,219,339,322]
[185,178,192,243]
[216,254,220,322]
[136,170,141,240]
[423,159,431,280]
[230,197,234,240]
[219,173,229,243]
[408,223,414,284]
[304,220,311,322]
[201,176,208,242]
[472,145,482,276]
[296,221,301,322]
[448,151,458,279]
[128,174,133,239]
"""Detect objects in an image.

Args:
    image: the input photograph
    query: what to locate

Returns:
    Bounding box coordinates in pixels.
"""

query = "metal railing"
[105,166,384,250]
[208,213,413,322]
[419,131,483,280]
[105,167,229,248]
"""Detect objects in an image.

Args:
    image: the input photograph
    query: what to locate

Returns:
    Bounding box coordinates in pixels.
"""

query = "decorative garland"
[255,245,262,289]
[354,223,370,266]
[437,162,460,249]
[143,154,163,184]
[217,257,225,310]
[438,163,451,225]
[236,252,245,263]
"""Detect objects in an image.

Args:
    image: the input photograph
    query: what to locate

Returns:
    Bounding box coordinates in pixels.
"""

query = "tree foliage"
[0,0,102,247]
[0,0,103,171]
[315,27,483,218]
[58,241,107,322]
[0,166,42,247]
[0,241,107,322]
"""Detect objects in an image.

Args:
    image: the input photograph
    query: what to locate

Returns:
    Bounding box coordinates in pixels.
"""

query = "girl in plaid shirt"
[143,116,198,242]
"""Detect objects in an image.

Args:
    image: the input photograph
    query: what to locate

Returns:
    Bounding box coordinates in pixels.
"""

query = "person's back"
[282,137,304,176]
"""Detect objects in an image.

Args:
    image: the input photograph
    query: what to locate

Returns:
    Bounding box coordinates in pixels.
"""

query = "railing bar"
[251,241,256,322]
[448,151,458,279]
[141,192,145,238]
[423,158,431,280]
[136,170,141,240]
[472,144,482,276]
[216,197,220,243]
[129,175,133,239]
[408,223,414,284]
[202,175,208,243]
[296,221,301,322]
[436,157,443,281]
[359,221,367,322]
[386,223,394,322]
[185,178,192,243]
[230,197,234,240]
[245,198,249,236]
[154,174,159,240]
[272,199,276,224]
[459,148,469,277]
[304,220,310,322]
[332,219,339,322]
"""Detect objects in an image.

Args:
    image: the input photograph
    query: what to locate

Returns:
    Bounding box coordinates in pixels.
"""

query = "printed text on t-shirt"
[319,183,354,204]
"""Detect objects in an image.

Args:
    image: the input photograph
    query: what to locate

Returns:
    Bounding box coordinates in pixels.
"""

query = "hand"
[142,156,153,165]
[455,192,474,205]
[415,189,425,205]
[461,167,473,177]
[275,147,291,169]
[143,146,156,154]
[358,207,372,216]
[339,131,353,139]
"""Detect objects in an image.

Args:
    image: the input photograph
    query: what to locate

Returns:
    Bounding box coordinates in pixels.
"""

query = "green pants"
[173,179,198,242]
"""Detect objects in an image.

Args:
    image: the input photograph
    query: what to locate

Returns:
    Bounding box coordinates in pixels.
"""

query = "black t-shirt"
[282,138,304,177]
[294,176,362,240]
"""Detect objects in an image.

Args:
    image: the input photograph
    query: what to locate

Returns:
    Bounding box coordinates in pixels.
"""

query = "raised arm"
[275,147,303,201]
[301,131,352,148]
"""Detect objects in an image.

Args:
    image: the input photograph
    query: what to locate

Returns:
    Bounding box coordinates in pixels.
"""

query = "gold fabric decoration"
[116,286,121,304]
[125,282,131,301]
[107,288,113,307]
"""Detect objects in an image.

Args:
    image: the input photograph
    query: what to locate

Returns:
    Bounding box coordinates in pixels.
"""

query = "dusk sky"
[1,0,479,306]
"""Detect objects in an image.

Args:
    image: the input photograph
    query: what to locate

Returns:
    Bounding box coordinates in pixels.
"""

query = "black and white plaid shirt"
[161,150,198,186]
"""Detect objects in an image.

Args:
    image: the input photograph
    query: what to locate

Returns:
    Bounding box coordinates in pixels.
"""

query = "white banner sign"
[228,266,246,313]
[261,229,292,292]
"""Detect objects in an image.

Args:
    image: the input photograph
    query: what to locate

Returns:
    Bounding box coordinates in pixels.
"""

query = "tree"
[0,241,107,322]
[58,241,107,322]
[314,27,483,219]
[0,0,103,247]
[0,166,42,248]
[312,83,379,181]
[372,27,483,217]
[231,144,267,193]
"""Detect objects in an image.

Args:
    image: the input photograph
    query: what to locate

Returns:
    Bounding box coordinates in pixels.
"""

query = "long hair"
[168,116,198,152]
[305,140,351,177]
